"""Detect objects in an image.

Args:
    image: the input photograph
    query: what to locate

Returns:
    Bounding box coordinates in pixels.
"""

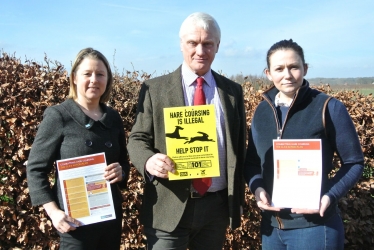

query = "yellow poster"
[163,105,220,180]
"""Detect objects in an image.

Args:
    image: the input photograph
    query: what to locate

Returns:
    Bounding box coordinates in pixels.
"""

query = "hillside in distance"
[229,74,374,86]
[307,77,374,85]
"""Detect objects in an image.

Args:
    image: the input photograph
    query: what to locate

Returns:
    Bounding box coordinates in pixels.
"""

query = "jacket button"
[85,140,93,147]
[105,141,112,148]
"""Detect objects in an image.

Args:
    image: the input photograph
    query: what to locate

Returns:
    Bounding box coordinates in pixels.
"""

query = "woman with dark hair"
[27,48,129,249]
[244,39,364,249]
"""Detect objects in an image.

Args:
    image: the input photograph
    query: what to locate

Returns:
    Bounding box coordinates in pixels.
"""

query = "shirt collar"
[182,62,213,87]
[274,92,293,107]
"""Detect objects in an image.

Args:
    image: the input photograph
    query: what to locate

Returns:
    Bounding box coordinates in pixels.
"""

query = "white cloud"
[223,48,238,57]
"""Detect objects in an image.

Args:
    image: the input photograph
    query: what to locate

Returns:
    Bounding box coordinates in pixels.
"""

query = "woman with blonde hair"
[27,48,129,249]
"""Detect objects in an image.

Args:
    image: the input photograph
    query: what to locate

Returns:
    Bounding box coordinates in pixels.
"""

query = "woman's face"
[265,49,308,99]
[74,58,108,104]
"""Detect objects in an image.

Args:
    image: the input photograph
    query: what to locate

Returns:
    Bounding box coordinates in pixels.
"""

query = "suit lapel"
[213,71,236,139]
[165,66,185,107]
[212,71,238,177]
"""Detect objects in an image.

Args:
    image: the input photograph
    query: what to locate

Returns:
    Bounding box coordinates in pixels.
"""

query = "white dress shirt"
[181,62,227,192]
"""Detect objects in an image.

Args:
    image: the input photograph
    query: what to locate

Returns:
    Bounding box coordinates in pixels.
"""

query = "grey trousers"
[144,189,229,250]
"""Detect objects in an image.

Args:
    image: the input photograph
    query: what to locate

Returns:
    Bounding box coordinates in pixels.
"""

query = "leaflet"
[272,139,322,209]
[164,105,220,180]
[56,152,116,225]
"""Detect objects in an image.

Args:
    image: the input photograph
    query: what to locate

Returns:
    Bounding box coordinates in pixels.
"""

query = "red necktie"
[192,77,212,195]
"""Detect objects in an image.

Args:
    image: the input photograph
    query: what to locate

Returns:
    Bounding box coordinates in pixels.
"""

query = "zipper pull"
[277,129,282,139]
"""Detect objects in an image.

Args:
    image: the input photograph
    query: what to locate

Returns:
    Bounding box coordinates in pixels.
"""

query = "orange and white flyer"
[271,139,322,209]
[163,105,220,180]
[56,152,116,225]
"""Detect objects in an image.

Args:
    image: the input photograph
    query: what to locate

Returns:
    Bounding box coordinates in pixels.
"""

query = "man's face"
[180,25,220,76]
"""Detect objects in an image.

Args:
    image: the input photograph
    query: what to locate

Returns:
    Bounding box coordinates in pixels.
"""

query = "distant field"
[328,84,374,95]
[359,89,374,95]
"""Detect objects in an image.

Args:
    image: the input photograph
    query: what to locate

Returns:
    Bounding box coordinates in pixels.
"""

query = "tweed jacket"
[127,66,246,232]
[27,98,130,212]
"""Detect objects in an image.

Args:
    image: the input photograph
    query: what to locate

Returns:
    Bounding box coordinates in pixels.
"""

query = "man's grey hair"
[179,12,221,42]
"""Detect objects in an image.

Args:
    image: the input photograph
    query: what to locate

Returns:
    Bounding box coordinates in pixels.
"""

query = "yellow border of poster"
[164,105,220,180]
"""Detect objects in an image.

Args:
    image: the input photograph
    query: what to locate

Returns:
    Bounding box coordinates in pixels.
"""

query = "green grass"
[329,85,374,96]
[359,89,374,95]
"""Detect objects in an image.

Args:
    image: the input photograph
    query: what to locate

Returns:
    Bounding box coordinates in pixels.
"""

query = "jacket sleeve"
[26,107,63,206]
[244,109,266,194]
[127,83,157,178]
[324,98,364,205]
[115,111,131,189]
[233,84,247,206]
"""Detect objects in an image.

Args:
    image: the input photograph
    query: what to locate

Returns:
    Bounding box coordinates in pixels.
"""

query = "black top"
[27,98,129,211]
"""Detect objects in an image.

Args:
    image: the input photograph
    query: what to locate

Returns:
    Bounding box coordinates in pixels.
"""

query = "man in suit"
[127,12,246,250]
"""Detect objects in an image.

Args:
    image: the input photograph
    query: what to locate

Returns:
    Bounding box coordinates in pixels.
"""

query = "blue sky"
[1,0,373,78]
